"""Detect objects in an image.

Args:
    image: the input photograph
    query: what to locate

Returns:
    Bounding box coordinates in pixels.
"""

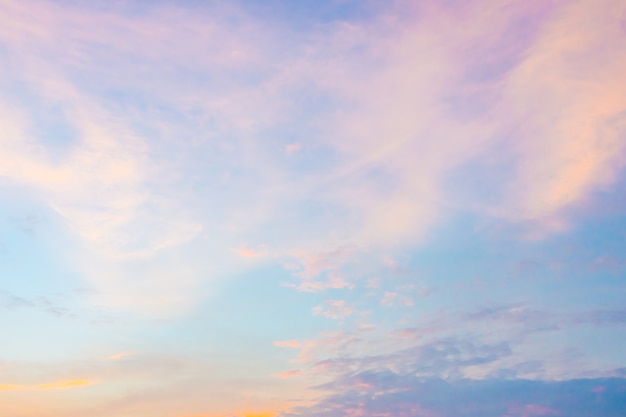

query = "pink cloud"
[2,0,620,320]
[235,247,262,258]
[312,300,353,320]
[507,403,562,417]
[381,292,414,307]
[272,369,302,379]
[285,143,303,156]
[274,340,302,349]
[492,0,626,224]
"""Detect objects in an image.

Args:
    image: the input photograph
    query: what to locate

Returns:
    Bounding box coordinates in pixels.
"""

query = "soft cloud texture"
[2,0,626,416]
[2,0,626,314]
[282,376,626,417]
[313,300,354,320]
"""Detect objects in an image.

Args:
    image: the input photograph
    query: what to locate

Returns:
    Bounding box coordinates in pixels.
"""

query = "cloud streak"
[282,376,626,417]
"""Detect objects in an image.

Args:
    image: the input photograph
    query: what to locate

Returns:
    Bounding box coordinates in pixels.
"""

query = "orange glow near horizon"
[235,413,277,417]
[180,413,277,417]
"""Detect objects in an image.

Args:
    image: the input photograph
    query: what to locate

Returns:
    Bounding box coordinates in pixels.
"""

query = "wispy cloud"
[1,0,625,316]
[1,0,626,416]
[282,376,626,417]
[312,300,353,320]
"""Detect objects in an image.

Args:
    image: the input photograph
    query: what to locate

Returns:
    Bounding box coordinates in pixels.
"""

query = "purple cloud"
[283,376,626,417]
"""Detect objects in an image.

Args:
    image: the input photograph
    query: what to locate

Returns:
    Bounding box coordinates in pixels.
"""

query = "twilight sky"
[1,0,626,416]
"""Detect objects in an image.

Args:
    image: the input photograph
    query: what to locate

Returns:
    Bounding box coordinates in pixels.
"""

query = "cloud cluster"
[283,376,626,417]
[270,300,626,406]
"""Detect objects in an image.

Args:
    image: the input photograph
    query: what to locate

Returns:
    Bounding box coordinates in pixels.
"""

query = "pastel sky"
[1,0,626,416]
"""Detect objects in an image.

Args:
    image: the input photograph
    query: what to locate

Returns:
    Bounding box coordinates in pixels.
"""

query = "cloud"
[282,376,626,417]
[380,292,414,307]
[276,0,626,287]
[272,370,302,379]
[36,379,94,389]
[312,338,512,380]
[275,340,303,349]
[465,303,626,330]
[280,327,515,383]
[236,247,263,259]
[0,379,94,391]
[0,4,625,417]
[107,352,136,361]
[0,0,285,316]
[494,0,626,223]
[277,300,626,391]
[0,291,75,318]
[285,143,303,156]
[312,301,354,320]
[0,0,624,314]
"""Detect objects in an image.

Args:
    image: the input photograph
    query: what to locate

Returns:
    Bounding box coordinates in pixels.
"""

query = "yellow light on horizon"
[0,379,94,391]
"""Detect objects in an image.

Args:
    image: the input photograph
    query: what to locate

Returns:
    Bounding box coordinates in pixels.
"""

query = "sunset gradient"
[1,0,626,416]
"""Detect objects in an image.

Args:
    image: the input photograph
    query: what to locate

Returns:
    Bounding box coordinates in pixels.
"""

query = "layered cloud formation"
[284,377,626,417]
[1,0,626,416]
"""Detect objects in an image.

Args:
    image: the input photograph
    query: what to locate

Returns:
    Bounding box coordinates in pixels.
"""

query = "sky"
[1,0,626,416]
